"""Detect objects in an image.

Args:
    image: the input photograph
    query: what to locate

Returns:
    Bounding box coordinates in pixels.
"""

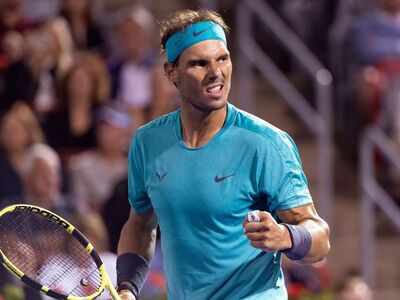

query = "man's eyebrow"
[217,53,230,59]
[187,58,209,65]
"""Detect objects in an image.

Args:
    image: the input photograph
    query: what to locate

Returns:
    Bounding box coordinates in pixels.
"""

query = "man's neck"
[180,104,227,148]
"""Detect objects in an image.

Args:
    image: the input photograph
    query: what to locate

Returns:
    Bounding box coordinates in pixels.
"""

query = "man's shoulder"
[135,110,179,139]
[232,105,287,141]
[230,105,298,156]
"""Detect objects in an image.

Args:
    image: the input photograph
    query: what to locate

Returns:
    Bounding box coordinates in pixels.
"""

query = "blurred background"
[0,0,399,299]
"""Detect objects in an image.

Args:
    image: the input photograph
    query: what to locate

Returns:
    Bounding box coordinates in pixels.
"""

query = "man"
[349,0,400,67]
[110,5,176,134]
[24,143,75,218]
[116,9,330,300]
[336,271,372,300]
[69,105,130,213]
[344,0,400,149]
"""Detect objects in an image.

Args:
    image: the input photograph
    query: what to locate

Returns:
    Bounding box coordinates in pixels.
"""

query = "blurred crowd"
[0,0,176,299]
[0,0,399,299]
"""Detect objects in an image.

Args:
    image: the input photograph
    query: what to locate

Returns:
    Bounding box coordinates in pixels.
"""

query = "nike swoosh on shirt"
[156,172,167,182]
[214,174,235,183]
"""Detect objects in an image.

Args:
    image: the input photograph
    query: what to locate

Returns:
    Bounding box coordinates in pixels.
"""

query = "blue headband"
[165,20,227,63]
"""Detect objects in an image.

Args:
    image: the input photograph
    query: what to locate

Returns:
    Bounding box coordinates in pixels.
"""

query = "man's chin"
[183,97,226,112]
[201,98,227,112]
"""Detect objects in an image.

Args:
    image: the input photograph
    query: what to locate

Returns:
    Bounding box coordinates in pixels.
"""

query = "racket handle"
[110,287,122,300]
[103,271,122,300]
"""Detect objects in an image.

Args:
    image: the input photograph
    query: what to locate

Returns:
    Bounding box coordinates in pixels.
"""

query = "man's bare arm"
[117,209,158,300]
[118,208,158,259]
[277,203,330,263]
[244,204,330,264]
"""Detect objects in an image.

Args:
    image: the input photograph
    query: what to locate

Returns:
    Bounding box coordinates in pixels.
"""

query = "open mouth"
[205,84,224,97]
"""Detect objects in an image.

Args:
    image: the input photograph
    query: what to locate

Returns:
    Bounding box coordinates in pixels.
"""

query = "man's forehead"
[181,40,229,60]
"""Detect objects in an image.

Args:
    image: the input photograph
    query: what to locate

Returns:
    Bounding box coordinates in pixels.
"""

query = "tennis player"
[116,9,331,300]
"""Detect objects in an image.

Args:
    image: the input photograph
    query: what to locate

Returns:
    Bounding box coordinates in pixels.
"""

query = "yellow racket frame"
[0,204,121,300]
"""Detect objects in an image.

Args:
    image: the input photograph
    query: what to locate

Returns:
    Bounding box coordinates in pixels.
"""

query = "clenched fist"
[243,211,292,252]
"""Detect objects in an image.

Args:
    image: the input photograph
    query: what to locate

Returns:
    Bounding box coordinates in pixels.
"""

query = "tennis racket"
[0,204,121,300]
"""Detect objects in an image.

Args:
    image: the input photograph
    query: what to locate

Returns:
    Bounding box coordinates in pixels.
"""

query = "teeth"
[207,85,222,93]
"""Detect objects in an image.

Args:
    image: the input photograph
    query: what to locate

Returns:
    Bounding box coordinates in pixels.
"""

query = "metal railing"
[360,80,400,286]
[236,0,333,223]
[360,126,400,286]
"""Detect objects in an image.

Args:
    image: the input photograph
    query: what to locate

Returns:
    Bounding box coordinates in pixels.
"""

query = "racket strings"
[4,210,67,270]
[0,210,102,297]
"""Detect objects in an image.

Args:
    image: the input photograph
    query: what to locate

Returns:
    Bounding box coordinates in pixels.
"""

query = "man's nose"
[207,61,222,79]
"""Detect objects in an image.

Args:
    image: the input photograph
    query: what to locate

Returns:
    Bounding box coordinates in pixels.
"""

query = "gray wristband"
[282,224,312,260]
[116,253,150,297]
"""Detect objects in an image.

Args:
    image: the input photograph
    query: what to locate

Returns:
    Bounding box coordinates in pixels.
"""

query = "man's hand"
[243,211,292,252]
[118,290,136,300]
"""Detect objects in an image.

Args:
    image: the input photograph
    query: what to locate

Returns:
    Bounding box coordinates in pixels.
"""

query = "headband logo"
[165,21,226,63]
[193,28,209,37]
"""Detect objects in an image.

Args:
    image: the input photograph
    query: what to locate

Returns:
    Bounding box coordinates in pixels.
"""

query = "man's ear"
[164,62,178,87]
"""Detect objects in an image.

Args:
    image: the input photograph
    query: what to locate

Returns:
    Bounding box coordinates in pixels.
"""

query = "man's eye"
[190,60,207,67]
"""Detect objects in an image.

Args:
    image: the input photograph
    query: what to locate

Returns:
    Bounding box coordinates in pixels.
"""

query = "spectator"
[0,30,34,113]
[0,102,44,207]
[348,0,400,118]
[349,0,400,67]
[337,0,400,156]
[32,17,75,115]
[0,0,31,48]
[59,0,106,55]
[41,17,75,81]
[2,30,24,64]
[2,18,75,116]
[43,51,110,155]
[23,143,76,218]
[336,272,373,300]
[110,5,175,134]
[68,105,130,213]
[101,177,129,253]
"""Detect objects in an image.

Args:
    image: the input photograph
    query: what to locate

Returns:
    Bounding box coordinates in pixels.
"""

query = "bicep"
[277,203,330,240]
[276,203,321,225]
[128,136,153,213]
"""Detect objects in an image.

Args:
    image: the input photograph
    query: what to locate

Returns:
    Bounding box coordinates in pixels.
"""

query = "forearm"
[277,204,330,264]
[296,217,330,263]
[118,210,158,261]
[117,210,158,299]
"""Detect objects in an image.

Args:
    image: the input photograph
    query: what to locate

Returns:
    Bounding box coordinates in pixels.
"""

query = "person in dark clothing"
[0,102,44,208]
[102,177,130,253]
[59,0,106,55]
[43,52,110,155]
